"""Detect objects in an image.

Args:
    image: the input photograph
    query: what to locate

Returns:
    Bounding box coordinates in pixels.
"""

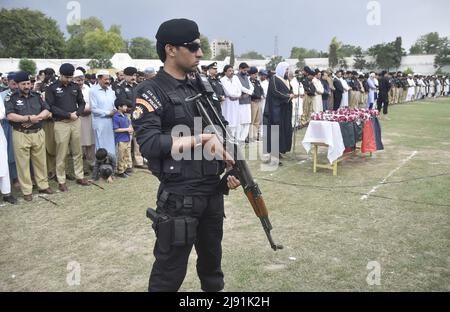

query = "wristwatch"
[27,116,31,123]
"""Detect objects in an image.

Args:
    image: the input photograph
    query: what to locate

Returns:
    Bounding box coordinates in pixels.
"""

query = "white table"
[302,121,345,164]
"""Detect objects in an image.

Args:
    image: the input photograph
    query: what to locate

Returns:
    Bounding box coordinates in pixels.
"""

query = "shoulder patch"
[132,106,144,120]
[135,98,155,113]
[140,89,162,110]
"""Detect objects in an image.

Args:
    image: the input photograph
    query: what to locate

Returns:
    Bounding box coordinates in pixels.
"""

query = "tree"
[19,58,37,74]
[266,56,284,71]
[67,16,104,37]
[200,34,211,59]
[109,24,122,35]
[393,36,404,67]
[239,51,265,59]
[0,8,65,58]
[230,43,235,66]
[368,42,399,71]
[128,37,157,59]
[214,50,228,61]
[409,32,448,55]
[338,44,360,58]
[290,47,322,59]
[434,41,450,70]
[83,29,126,59]
[353,47,367,71]
[87,58,112,69]
[328,37,340,69]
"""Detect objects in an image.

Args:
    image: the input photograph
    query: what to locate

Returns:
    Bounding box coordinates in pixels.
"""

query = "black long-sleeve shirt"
[45,80,85,121]
[91,153,116,180]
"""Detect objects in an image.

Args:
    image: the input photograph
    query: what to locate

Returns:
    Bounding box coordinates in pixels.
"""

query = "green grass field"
[1,97,449,292]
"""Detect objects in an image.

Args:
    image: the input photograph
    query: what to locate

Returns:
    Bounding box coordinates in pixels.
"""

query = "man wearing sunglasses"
[132,18,240,292]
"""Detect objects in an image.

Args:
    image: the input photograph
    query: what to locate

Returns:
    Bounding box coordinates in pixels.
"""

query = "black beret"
[14,71,30,83]
[304,66,315,76]
[156,18,200,45]
[248,66,258,75]
[123,67,137,76]
[59,63,75,76]
[207,62,218,69]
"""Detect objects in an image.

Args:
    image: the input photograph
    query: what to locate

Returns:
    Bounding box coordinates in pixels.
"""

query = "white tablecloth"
[302,121,345,163]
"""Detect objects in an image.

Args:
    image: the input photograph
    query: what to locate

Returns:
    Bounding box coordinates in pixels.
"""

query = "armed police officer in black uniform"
[132,18,240,292]
[206,62,225,103]
[45,63,90,192]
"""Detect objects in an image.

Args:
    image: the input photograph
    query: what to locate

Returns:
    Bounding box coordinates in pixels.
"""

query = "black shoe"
[3,194,18,204]
[125,168,134,174]
[116,173,128,178]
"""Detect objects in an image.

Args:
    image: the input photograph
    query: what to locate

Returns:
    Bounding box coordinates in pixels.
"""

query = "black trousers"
[333,93,342,111]
[148,190,225,292]
[377,94,389,115]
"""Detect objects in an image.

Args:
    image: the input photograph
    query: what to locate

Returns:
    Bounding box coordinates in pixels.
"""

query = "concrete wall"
[0,53,442,75]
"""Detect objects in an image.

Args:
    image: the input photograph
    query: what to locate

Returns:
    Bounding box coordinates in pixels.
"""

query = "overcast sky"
[2,0,450,57]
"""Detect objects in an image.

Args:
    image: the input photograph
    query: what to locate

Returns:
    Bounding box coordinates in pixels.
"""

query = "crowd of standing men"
[203,63,449,165]
[0,64,156,204]
[1,59,449,203]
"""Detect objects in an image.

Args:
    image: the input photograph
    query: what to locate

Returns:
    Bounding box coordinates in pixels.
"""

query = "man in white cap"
[89,70,116,158]
[73,69,95,170]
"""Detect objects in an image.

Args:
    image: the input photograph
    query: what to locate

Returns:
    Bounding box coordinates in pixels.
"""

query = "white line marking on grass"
[361,151,418,200]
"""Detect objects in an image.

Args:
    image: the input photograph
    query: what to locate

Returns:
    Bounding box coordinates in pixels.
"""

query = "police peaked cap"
[14,71,30,83]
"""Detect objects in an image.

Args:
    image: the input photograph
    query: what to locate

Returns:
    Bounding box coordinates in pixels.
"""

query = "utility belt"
[13,127,42,134]
[146,190,199,253]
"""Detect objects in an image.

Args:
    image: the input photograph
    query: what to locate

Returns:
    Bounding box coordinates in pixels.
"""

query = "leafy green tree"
[67,16,104,37]
[368,42,399,71]
[87,58,112,69]
[290,47,321,59]
[83,29,126,59]
[214,50,228,61]
[434,41,450,69]
[266,56,284,71]
[409,32,448,54]
[19,58,37,74]
[338,44,360,58]
[328,37,340,69]
[0,8,65,58]
[200,34,211,59]
[239,51,265,59]
[353,47,367,71]
[230,43,235,66]
[128,37,157,59]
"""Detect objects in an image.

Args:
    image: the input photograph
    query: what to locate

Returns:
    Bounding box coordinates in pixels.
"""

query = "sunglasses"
[179,41,201,53]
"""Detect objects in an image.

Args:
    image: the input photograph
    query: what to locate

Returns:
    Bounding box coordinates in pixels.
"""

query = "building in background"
[211,39,233,59]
